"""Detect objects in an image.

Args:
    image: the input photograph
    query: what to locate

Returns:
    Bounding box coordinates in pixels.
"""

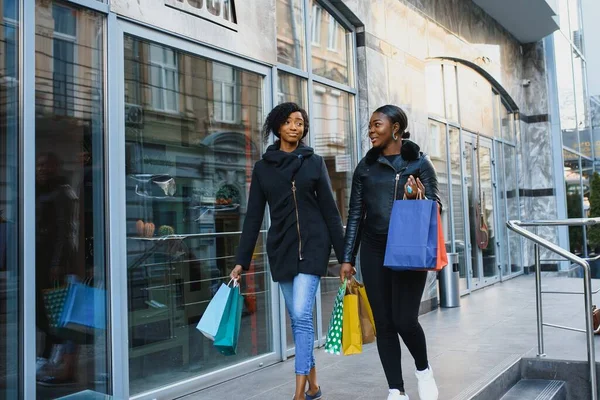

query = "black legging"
[360,232,429,393]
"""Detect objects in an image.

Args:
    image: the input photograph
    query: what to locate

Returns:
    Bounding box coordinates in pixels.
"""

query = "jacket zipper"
[393,173,400,201]
[292,180,304,261]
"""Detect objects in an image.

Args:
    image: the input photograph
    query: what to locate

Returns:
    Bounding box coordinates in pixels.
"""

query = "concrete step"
[500,379,566,400]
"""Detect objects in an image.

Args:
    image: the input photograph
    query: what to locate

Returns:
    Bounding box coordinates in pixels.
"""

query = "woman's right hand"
[230,265,243,282]
[339,262,355,282]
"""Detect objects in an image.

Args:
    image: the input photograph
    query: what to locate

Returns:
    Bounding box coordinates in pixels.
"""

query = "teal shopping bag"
[197,281,233,340]
[214,283,244,356]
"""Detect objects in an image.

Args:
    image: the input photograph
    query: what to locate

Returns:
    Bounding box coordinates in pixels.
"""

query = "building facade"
[0,0,590,398]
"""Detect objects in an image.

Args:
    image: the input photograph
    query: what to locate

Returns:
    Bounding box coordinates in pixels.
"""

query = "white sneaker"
[415,366,439,400]
[387,389,409,400]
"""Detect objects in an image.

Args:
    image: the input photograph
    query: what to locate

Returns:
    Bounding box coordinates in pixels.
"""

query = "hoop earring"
[392,132,398,141]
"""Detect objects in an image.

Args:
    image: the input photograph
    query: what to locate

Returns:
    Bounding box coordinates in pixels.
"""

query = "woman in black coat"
[231,103,344,400]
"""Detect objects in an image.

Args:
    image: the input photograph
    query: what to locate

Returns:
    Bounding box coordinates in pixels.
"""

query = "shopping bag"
[384,199,442,271]
[342,283,362,355]
[43,285,70,328]
[435,211,448,270]
[197,280,233,340]
[350,279,376,344]
[214,283,244,356]
[324,279,346,355]
[59,281,106,333]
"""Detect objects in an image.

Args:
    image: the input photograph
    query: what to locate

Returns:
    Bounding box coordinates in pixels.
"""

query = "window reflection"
[277,71,307,107]
[310,1,352,85]
[276,0,306,70]
[564,149,584,254]
[312,82,355,339]
[124,36,271,395]
[503,145,521,273]
[35,2,108,397]
[1,0,19,398]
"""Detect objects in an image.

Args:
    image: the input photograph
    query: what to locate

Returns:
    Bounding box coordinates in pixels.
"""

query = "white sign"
[165,0,237,31]
[335,155,352,173]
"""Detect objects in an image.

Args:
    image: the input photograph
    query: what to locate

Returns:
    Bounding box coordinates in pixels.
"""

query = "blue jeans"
[279,273,320,375]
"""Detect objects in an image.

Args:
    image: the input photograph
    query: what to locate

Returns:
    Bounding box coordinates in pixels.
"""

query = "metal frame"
[507,218,598,400]
[21,0,36,397]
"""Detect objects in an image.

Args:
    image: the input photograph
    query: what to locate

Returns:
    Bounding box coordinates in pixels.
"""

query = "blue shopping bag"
[384,199,439,270]
[197,281,234,340]
[214,283,244,356]
[59,281,106,333]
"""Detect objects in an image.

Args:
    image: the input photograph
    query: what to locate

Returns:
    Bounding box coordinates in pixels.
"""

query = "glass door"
[462,133,500,289]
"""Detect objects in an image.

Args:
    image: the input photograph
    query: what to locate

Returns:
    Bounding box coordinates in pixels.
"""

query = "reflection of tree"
[567,184,584,253]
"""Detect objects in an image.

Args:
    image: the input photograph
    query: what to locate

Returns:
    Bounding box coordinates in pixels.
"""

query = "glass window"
[443,64,459,122]
[1,1,19,398]
[554,33,578,152]
[457,65,494,136]
[310,2,352,85]
[573,55,591,157]
[312,82,355,339]
[428,121,449,234]
[504,145,522,274]
[568,0,583,53]
[495,144,509,277]
[276,0,306,70]
[425,63,444,119]
[124,36,271,395]
[564,149,584,254]
[449,128,468,291]
[277,71,307,107]
[35,2,108,397]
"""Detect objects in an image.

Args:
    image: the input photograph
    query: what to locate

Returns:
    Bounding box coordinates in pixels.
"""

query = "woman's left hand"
[405,175,425,199]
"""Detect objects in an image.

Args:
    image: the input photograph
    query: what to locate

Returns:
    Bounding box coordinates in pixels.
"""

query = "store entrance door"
[462,133,500,289]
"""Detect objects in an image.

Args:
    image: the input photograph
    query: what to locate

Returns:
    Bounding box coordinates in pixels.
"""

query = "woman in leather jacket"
[340,105,440,400]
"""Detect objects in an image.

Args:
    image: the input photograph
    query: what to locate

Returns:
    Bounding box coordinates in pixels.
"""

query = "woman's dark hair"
[262,102,310,142]
[374,104,411,139]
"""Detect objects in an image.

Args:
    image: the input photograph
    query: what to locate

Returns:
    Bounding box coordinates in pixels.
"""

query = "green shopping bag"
[214,283,244,356]
[324,279,347,355]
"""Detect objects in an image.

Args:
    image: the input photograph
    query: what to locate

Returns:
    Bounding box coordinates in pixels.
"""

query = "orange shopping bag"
[435,211,448,271]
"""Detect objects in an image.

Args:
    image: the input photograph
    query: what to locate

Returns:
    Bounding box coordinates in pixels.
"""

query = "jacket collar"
[365,139,421,165]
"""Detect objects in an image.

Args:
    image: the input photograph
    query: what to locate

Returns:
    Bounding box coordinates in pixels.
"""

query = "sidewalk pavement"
[184,275,599,400]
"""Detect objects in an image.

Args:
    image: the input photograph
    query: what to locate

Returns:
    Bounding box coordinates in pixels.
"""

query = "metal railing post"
[583,260,598,399]
[534,244,546,357]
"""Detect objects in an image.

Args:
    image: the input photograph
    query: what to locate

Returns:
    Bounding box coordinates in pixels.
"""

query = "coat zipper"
[393,173,400,201]
[292,180,304,261]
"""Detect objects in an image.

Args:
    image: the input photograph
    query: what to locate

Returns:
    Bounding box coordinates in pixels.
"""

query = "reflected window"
[52,4,76,116]
[149,44,179,112]
[327,15,338,50]
[213,63,240,123]
[311,4,322,45]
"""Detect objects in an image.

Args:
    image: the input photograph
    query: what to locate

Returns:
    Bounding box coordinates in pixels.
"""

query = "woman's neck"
[381,141,402,156]
[280,140,299,153]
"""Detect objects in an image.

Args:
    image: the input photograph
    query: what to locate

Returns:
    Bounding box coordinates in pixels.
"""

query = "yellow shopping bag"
[342,284,362,355]
[353,279,376,344]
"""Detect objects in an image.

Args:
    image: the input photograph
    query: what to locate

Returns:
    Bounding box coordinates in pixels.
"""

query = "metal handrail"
[507,218,599,400]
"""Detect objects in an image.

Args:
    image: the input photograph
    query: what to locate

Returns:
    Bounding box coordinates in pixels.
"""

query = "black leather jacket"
[342,140,441,264]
